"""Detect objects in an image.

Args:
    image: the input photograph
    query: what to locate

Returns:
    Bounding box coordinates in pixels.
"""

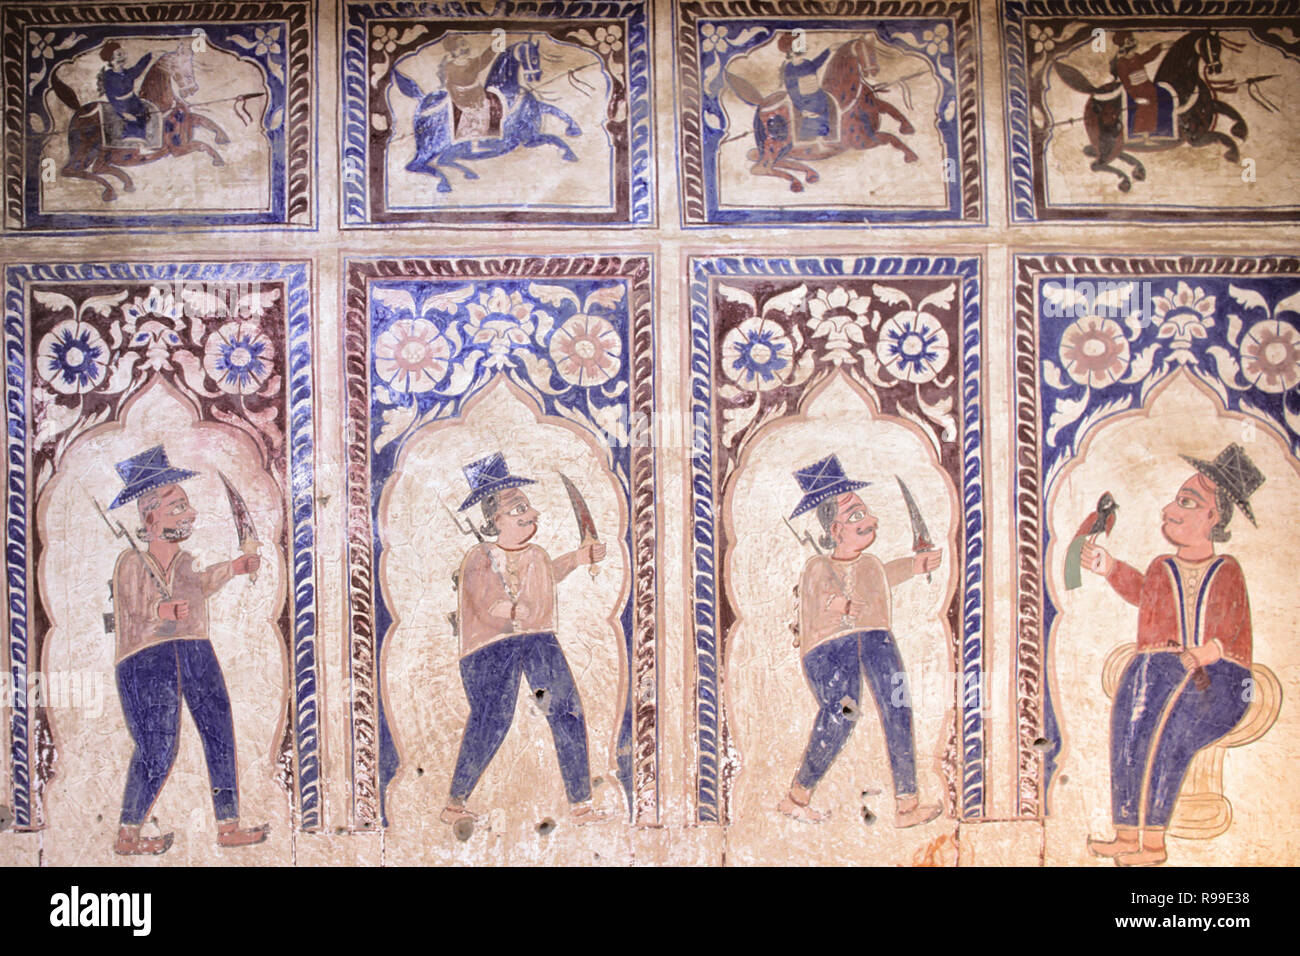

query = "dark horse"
[49,43,232,202]
[1052,30,1250,191]
[392,38,583,193]
[721,37,918,192]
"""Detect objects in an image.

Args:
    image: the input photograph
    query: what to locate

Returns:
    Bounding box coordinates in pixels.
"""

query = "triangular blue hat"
[790,454,870,519]
[458,452,535,511]
[109,445,199,509]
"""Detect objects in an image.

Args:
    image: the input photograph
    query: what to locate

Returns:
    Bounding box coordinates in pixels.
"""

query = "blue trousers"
[1110,653,1251,828]
[795,630,919,796]
[449,632,592,804]
[116,639,240,826]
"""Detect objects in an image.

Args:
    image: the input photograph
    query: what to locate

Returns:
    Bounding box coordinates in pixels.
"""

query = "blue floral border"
[687,254,986,822]
[339,0,654,227]
[2,260,320,830]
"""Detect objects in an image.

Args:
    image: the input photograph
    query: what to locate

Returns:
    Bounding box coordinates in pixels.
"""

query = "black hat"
[1180,443,1265,527]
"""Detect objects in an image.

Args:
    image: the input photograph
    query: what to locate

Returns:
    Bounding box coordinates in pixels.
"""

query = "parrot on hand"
[1064,491,1118,590]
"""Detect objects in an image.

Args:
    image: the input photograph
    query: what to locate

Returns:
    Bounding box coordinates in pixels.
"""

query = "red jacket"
[1105,554,1252,666]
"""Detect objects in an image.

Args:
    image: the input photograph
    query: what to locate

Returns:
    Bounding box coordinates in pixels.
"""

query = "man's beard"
[160,525,192,542]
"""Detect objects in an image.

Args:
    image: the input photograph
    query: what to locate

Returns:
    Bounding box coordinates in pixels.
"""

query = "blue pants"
[116,639,240,826]
[449,632,592,804]
[1110,653,1251,828]
[795,630,919,796]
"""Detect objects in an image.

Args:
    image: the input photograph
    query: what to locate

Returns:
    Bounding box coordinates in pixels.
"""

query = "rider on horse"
[1110,30,1167,137]
[96,42,154,142]
[439,35,501,141]
[779,33,833,140]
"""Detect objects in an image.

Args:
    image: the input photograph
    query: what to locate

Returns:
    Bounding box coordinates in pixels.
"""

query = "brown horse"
[48,43,232,201]
[725,38,918,192]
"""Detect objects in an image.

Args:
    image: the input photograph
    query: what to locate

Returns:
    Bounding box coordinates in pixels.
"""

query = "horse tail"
[50,67,82,111]
[392,69,424,100]
[1053,62,1108,96]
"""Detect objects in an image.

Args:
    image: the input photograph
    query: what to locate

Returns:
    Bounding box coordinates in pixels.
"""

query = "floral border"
[1011,252,1300,817]
[339,1,654,228]
[342,255,658,828]
[674,0,984,227]
[686,254,986,823]
[1000,0,1300,224]
[1,1,315,233]
[3,259,321,831]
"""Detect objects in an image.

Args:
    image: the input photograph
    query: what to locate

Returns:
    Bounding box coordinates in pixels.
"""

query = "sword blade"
[217,470,259,546]
[895,475,932,550]
[559,473,598,543]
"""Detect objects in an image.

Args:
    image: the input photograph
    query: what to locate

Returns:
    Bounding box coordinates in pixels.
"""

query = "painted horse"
[722,37,918,192]
[49,43,232,201]
[392,38,584,193]
[1052,30,1254,191]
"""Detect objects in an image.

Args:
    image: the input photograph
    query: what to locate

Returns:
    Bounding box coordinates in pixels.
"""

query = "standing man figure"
[777,455,943,827]
[778,33,833,140]
[1081,444,1262,866]
[96,41,154,142]
[107,446,267,855]
[439,453,608,827]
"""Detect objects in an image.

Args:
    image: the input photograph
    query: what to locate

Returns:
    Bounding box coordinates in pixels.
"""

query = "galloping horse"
[1052,30,1252,191]
[49,43,232,201]
[722,37,918,192]
[392,38,584,193]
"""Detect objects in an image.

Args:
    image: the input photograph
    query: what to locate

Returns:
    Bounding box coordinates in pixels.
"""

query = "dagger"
[559,473,600,580]
[218,470,261,585]
[895,475,935,584]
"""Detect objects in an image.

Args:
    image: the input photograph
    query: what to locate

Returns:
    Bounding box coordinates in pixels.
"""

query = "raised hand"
[1079,540,1115,577]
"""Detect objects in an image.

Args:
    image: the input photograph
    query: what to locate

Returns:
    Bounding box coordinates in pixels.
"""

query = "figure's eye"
[170,502,186,514]
[1179,496,1196,509]
[848,509,866,523]
[509,503,527,516]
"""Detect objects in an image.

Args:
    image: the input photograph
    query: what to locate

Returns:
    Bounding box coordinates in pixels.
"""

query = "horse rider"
[1110,30,1167,137]
[778,33,833,140]
[439,34,500,141]
[97,41,155,142]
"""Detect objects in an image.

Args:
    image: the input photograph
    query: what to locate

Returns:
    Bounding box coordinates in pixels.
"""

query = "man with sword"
[778,454,943,828]
[95,445,267,855]
[439,452,608,828]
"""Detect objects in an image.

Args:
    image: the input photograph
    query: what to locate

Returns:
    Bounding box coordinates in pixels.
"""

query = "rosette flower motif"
[721,316,792,392]
[876,311,951,384]
[204,321,275,395]
[37,319,108,394]
[1153,282,1216,352]
[1240,319,1300,394]
[549,313,622,387]
[1058,314,1130,388]
[373,317,452,394]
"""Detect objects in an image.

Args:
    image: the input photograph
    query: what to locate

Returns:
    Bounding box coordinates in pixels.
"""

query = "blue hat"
[789,454,870,519]
[458,452,535,511]
[109,445,200,510]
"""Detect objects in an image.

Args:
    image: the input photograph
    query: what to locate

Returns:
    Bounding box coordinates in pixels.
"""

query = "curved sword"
[218,470,261,584]
[895,475,935,584]
[559,473,600,580]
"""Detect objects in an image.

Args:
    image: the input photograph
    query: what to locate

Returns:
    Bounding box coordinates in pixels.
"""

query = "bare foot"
[114,828,173,856]
[569,804,613,825]
[894,803,942,828]
[1088,833,1140,859]
[777,793,830,823]
[217,822,269,847]
[1115,847,1168,867]
[439,804,477,826]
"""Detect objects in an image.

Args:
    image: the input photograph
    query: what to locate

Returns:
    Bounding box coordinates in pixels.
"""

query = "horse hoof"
[212,157,226,167]
[806,171,820,184]
[563,152,579,162]
[789,181,804,193]
[102,189,117,202]
[1231,124,1246,139]
[566,126,581,137]
[216,134,230,145]
[1132,166,1146,182]
[899,122,915,135]
[903,151,918,164]
[463,170,479,180]
[124,183,135,193]
[1118,178,1132,193]
[437,183,452,193]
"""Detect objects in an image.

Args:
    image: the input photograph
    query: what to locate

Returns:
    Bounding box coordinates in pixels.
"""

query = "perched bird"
[1064,492,1118,590]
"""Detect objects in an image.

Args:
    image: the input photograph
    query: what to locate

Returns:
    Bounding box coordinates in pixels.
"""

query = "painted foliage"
[342,255,657,834]
[2,260,320,861]
[341,1,653,227]
[686,254,986,854]
[2,1,314,232]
